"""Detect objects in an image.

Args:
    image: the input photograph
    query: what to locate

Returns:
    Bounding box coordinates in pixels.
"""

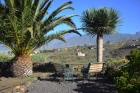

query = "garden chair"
[81,62,105,82]
[52,62,75,83]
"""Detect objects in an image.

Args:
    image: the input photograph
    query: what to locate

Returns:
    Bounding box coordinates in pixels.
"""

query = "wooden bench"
[52,62,75,83]
[81,62,105,81]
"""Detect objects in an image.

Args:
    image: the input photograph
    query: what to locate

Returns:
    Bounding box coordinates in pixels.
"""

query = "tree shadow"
[0,62,13,78]
[38,73,75,85]
[73,78,118,93]
[1,70,13,78]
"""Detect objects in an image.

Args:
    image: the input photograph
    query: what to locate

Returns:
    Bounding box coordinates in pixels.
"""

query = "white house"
[77,52,85,56]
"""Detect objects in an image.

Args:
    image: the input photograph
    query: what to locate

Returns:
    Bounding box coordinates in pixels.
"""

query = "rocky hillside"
[42,32,140,50]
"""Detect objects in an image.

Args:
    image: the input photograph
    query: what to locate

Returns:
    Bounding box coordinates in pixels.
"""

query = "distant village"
[119,39,140,50]
[5,39,140,57]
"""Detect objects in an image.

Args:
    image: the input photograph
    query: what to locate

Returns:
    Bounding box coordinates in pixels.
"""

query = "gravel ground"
[26,77,118,93]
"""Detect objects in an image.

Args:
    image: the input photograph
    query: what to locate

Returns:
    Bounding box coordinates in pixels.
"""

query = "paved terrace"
[25,74,118,93]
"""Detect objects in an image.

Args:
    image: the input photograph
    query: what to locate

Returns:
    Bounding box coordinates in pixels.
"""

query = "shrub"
[0,53,13,62]
[105,58,128,80]
[114,49,140,93]
[30,53,47,63]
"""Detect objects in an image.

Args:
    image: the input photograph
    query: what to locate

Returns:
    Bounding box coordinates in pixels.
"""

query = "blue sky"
[1,0,140,35]
[50,0,140,35]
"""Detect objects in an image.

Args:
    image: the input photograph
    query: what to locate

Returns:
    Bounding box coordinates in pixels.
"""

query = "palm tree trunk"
[11,55,33,77]
[97,34,103,62]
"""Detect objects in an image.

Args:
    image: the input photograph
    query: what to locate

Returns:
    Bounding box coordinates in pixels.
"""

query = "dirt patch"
[0,72,48,93]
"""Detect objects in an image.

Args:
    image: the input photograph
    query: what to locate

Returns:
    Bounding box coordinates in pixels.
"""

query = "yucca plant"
[80,7,121,62]
[0,0,81,77]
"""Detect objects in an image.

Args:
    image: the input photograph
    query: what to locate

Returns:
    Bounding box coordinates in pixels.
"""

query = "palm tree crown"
[0,0,81,56]
[81,7,121,36]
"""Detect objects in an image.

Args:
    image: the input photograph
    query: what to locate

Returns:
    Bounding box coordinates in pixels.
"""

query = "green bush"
[105,58,128,80]
[114,49,140,93]
[105,58,123,69]
[30,53,47,63]
[0,53,13,62]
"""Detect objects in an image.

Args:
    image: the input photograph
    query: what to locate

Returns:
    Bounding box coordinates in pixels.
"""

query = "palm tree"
[0,0,81,77]
[80,7,121,63]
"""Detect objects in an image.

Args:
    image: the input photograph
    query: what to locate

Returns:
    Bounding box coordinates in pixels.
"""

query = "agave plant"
[80,7,121,62]
[0,0,81,77]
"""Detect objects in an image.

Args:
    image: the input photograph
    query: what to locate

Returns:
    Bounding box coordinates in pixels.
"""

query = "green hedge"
[114,49,140,93]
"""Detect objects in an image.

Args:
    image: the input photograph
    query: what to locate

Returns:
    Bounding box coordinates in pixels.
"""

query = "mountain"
[42,32,140,50]
[0,32,140,52]
[135,31,140,36]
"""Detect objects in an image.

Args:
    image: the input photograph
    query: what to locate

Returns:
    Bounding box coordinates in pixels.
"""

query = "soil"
[0,72,118,93]
[0,72,42,93]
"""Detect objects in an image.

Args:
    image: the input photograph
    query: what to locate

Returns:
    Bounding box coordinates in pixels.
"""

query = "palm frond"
[32,34,65,50]
[39,0,49,10]
[33,29,81,50]
[56,29,82,37]
[42,1,74,26]
[42,14,78,34]
[35,0,52,21]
